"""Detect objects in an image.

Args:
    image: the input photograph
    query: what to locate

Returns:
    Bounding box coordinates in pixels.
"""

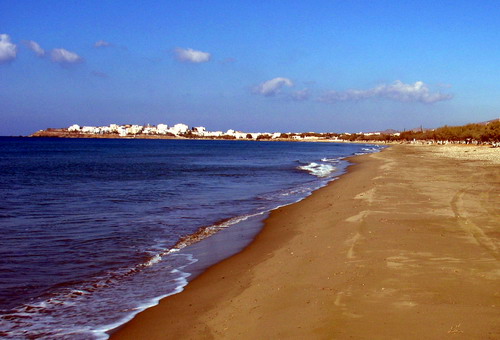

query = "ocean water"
[0,137,383,339]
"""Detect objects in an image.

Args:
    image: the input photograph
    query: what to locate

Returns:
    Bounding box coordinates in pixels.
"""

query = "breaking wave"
[297,162,337,178]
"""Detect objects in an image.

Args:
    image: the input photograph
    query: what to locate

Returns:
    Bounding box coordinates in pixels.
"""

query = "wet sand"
[112,144,499,339]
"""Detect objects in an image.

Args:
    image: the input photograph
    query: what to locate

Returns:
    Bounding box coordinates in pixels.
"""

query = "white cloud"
[319,81,452,104]
[254,77,294,96]
[50,48,83,64]
[24,40,45,56]
[174,47,211,63]
[291,89,310,101]
[0,34,17,63]
[94,40,111,48]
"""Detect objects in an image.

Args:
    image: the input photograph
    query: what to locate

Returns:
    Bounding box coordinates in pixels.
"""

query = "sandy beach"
[112,144,499,339]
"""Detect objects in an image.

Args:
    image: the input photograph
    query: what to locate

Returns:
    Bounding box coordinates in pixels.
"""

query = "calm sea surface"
[0,137,382,338]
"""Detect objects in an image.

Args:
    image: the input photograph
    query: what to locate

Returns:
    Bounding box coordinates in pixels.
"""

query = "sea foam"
[0,138,385,339]
[298,162,337,178]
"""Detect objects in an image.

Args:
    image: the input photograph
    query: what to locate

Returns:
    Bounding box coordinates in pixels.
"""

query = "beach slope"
[112,145,499,339]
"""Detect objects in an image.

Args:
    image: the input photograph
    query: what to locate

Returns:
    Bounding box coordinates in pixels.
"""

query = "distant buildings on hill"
[64,123,349,141]
[68,123,193,137]
[35,120,498,144]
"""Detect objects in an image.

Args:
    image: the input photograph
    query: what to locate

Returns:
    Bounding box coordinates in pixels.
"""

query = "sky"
[1,0,499,135]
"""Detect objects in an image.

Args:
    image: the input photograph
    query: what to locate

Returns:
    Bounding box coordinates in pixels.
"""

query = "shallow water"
[0,137,382,338]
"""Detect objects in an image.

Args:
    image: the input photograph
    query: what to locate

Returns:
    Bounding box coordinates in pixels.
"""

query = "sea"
[0,137,383,339]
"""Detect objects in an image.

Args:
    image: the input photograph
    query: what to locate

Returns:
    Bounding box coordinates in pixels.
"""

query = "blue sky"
[1,0,499,135]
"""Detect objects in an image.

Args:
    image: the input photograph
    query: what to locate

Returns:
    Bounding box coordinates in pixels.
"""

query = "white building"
[117,127,128,137]
[192,126,206,136]
[143,126,157,135]
[109,124,119,133]
[128,125,143,135]
[82,126,98,134]
[205,131,224,137]
[100,126,112,134]
[156,124,169,134]
[169,123,189,135]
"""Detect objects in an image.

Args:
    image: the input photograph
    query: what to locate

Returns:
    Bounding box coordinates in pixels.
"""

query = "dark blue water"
[0,137,382,338]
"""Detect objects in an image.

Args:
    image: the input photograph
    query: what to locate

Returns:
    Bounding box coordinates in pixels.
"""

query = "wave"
[169,212,267,252]
[297,162,337,178]
[0,142,386,339]
[320,157,341,163]
[354,145,386,155]
[0,252,197,339]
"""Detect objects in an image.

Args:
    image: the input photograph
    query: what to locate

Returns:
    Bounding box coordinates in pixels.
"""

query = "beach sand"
[112,144,499,339]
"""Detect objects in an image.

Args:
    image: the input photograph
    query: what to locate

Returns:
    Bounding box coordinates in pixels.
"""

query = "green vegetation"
[348,120,500,144]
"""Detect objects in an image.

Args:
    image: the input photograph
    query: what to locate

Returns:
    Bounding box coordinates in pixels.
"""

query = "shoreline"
[19,134,381,144]
[1,139,377,339]
[112,144,499,339]
[109,151,371,338]
[8,135,499,148]
[103,150,358,337]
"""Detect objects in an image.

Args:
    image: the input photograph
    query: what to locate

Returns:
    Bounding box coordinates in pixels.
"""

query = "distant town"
[31,122,397,142]
[30,119,499,145]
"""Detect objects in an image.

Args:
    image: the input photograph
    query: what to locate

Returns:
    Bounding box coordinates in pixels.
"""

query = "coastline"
[2,139,376,339]
[25,131,352,143]
[112,144,499,339]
